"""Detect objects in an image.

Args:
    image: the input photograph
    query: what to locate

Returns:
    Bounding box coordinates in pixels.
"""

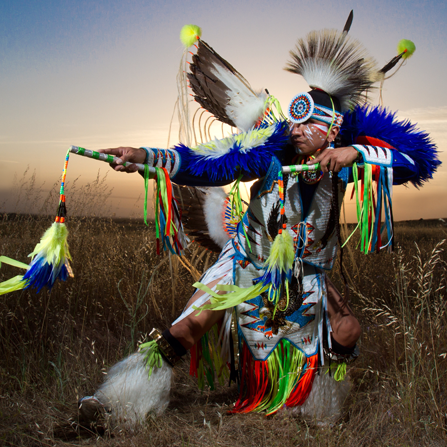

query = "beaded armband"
[351,144,392,167]
[140,147,181,177]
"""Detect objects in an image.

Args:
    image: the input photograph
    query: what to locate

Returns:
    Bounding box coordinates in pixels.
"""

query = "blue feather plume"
[340,105,441,187]
[174,122,289,182]
[23,255,68,293]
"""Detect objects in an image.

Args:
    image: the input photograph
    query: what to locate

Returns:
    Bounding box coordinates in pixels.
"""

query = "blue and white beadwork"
[288,92,314,124]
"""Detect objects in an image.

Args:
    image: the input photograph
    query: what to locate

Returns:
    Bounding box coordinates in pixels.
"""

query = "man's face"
[290,119,329,155]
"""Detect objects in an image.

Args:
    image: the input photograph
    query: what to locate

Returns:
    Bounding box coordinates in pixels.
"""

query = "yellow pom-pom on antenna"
[180,24,202,48]
[397,39,416,59]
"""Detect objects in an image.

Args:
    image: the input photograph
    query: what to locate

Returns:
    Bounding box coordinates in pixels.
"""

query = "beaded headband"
[288,91,343,128]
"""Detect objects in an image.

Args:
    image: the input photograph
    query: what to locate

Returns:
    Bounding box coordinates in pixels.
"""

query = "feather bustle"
[174,185,224,252]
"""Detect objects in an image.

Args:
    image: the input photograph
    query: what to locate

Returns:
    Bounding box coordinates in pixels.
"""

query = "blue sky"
[1,0,446,220]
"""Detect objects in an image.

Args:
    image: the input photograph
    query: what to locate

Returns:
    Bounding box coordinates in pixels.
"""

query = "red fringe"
[285,354,318,407]
[191,337,319,414]
[230,343,270,414]
[164,168,173,236]
[190,344,199,378]
[230,344,318,414]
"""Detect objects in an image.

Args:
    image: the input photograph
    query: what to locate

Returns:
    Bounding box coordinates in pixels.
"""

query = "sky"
[1,0,446,221]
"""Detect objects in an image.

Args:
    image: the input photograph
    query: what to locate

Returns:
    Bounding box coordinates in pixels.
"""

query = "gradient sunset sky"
[1,0,446,221]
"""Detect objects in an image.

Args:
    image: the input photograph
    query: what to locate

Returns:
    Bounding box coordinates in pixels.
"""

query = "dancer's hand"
[307,146,360,174]
[98,147,146,173]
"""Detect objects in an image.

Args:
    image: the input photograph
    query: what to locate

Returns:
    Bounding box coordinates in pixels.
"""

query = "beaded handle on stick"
[283,163,321,173]
[56,149,70,223]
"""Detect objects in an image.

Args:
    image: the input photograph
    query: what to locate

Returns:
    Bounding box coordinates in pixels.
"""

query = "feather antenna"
[343,10,354,34]
[379,39,416,74]
[379,52,406,74]
[180,24,202,48]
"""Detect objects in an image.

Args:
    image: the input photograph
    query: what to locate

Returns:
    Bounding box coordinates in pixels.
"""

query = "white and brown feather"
[188,40,266,132]
[174,185,229,253]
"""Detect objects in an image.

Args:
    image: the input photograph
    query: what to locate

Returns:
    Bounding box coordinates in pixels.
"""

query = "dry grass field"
[1,195,446,446]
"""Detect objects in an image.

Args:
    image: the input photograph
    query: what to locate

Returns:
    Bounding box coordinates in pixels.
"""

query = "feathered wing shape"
[285,29,377,111]
[341,105,441,187]
[188,40,267,132]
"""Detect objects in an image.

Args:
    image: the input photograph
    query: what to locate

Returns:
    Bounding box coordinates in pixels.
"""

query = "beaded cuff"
[140,147,181,177]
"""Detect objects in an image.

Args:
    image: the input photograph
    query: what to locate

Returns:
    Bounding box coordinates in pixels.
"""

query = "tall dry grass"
[0,174,446,446]
[334,235,447,446]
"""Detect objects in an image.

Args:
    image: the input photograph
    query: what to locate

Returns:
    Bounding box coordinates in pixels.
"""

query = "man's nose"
[292,124,303,135]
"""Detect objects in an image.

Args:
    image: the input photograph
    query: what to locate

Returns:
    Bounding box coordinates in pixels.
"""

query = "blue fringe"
[369,166,393,252]
[23,255,68,293]
[253,268,292,304]
[340,105,441,187]
[174,122,289,182]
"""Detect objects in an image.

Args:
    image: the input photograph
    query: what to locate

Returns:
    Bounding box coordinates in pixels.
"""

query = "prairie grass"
[0,177,446,446]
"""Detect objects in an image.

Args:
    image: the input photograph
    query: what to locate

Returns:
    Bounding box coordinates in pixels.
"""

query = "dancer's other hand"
[307,146,360,174]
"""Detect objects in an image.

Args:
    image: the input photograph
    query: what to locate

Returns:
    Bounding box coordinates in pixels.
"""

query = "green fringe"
[258,339,306,414]
[196,324,229,390]
[0,275,27,296]
[0,256,29,296]
[192,282,268,314]
[350,162,375,254]
[139,340,163,379]
[227,175,251,252]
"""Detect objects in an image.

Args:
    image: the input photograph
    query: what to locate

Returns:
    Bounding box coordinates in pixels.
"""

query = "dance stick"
[282,163,321,173]
[70,145,322,175]
[69,146,152,174]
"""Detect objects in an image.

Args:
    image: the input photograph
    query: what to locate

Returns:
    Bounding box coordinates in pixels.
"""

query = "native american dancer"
[72,20,439,424]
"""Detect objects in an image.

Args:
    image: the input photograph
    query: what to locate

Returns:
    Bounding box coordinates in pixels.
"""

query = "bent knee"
[170,309,225,350]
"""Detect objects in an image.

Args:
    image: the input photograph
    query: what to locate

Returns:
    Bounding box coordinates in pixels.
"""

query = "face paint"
[312,123,329,135]
[291,121,329,155]
[303,124,326,145]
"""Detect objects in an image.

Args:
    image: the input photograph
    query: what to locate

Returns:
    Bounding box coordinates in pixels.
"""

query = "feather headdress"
[285,29,377,111]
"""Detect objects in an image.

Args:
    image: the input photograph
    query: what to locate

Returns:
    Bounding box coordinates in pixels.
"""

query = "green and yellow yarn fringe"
[231,339,319,415]
[139,340,163,379]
